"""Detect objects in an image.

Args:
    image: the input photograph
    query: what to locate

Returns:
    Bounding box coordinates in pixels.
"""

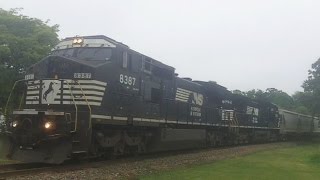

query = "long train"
[2,35,319,164]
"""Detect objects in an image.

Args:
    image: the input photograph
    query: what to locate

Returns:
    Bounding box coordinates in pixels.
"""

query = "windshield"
[52,47,112,61]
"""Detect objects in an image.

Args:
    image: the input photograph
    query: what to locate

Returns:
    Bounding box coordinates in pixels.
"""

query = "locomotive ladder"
[64,80,78,133]
[231,112,240,134]
[227,111,240,144]
[227,111,239,134]
[64,80,92,154]
[64,80,92,131]
[74,80,92,131]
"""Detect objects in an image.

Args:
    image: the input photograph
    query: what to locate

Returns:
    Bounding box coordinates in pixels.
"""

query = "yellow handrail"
[64,80,78,133]
[4,79,25,118]
[18,92,25,110]
[75,80,92,130]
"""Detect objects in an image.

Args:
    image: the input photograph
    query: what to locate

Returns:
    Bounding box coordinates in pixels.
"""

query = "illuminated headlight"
[44,121,54,129]
[12,121,18,128]
[72,37,84,45]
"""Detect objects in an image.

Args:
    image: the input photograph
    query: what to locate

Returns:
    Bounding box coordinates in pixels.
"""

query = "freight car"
[279,109,319,138]
[1,35,317,164]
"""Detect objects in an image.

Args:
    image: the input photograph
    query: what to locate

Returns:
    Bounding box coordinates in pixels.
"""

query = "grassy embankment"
[0,135,13,164]
[141,143,320,180]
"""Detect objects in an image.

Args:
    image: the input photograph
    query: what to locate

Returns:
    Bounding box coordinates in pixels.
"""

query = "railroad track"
[0,163,55,179]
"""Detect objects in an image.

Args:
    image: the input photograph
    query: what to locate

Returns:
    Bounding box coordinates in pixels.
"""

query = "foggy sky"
[2,0,320,95]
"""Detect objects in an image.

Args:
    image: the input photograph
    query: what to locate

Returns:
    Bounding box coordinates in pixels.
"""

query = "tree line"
[0,8,59,110]
[0,8,319,117]
[232,59,320,117]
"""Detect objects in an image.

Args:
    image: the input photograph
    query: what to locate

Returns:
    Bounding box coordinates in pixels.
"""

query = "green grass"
[140,144,320,180]
[0,158,12,163]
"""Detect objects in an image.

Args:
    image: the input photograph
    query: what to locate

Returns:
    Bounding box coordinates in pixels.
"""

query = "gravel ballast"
[8,142,294,180]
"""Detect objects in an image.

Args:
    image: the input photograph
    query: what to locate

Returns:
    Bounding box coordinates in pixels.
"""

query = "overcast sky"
[2,0,320,95]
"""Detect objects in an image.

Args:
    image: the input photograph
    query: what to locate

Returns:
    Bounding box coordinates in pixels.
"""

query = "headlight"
[12,121,18,128]
[72,37,84,45]
[43,115,56,130]
[44,121,54,129]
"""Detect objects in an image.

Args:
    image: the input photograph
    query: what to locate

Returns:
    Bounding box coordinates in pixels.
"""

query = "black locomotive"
[2,35,312,164]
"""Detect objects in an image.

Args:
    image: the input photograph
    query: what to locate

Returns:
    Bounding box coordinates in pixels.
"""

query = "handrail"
[75,80,92,130]
[232,112,239,133]
[18,92,25,110]
[64,80,78,133]
[4,79,25,119]
[234,112,239,127]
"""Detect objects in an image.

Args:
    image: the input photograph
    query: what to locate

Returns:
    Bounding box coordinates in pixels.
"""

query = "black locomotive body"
[5,35,283,163]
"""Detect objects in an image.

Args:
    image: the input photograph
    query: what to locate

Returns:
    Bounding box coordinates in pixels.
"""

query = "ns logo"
[175,88,204,106]
[191,92,204,106]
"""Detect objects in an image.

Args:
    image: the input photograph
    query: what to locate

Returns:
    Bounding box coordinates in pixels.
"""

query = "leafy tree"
[263,88,294,109]
[233,88,297,111]
[291,91,312,114]
[232,89,245,96]
[0,8,59,109]
[302,58,320,116]
[245,89,265,100]
[232,59,320,116]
